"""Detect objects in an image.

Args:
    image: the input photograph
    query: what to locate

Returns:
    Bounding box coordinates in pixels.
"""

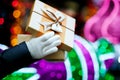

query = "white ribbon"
[40,8,65,33]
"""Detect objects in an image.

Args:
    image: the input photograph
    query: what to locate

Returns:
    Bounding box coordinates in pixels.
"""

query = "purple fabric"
[30,59,66,80]
[75,40,95,80]
[0,49,3,53]
[104,59,114,69]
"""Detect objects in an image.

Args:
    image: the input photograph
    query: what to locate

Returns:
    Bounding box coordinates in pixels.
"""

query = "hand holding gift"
[18,0,75,60]
[26,0,75,51]
[26,31,61,59]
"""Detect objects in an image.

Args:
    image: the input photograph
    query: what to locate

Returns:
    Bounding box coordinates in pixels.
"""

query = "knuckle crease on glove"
[45,47,58,55]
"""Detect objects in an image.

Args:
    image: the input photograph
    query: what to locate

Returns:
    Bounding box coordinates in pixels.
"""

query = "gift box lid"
[31,0,76,32]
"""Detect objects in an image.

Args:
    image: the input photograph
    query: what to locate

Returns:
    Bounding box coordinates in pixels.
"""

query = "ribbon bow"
[40,9,65,33]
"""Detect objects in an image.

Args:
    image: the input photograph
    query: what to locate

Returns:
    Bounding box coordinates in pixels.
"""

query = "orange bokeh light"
[10,25,22,35]
[13,10,21,18]
[11,38,18,46]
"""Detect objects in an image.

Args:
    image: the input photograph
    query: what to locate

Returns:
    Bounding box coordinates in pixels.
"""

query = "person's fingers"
[43,40,61,52]
[43,35,61,46]
[40,31,55,41]
[44,47,58,56]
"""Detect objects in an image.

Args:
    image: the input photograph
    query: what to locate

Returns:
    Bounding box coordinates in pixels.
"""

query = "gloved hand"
[25,31,61,59]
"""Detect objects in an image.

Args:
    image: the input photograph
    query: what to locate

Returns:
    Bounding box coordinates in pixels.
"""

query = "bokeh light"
[12,0,19,7]
[0,18,4,25]
[10,24,22,35]
[13,10,21,18]
[11,38,18,46]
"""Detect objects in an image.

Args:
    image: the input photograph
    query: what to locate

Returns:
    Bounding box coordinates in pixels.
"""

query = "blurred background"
[0,0,97,47]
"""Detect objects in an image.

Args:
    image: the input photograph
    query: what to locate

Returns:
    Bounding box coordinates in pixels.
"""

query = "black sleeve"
[0,42,36,79]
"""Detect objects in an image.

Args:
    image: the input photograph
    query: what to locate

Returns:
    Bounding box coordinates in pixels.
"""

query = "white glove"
[25,31,61,59]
